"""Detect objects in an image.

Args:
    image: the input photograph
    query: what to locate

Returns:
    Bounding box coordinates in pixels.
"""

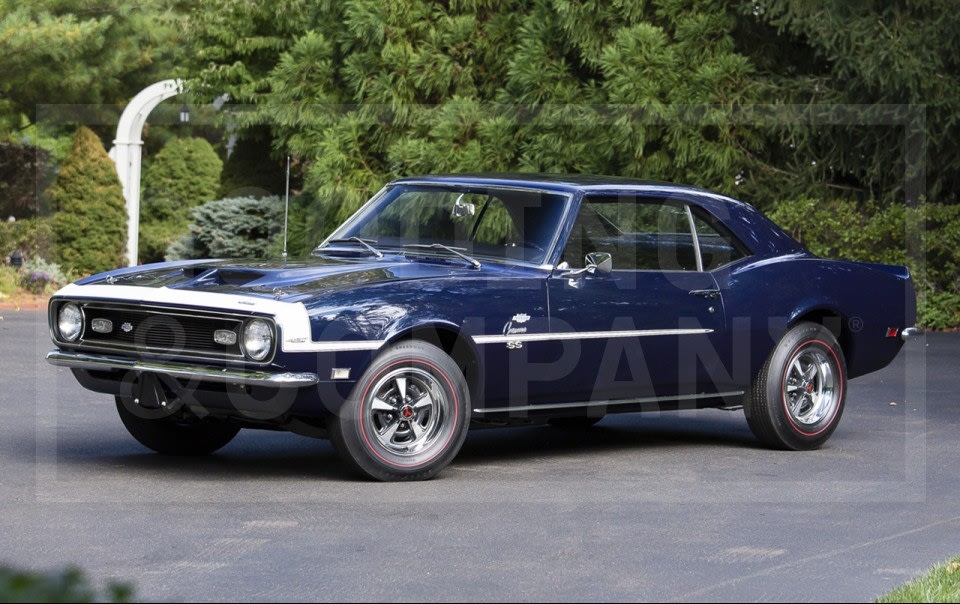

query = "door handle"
[689,289,721,299]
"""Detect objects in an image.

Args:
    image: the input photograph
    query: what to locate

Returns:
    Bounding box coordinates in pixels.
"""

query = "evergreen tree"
[0,0,186,132]
[185,0,768,242]
[167,196,282,260]
[50,127,127,274]
[217,131,286,199]
[184,0,960,216]
[742,1,960,203]
[140,137,223,262]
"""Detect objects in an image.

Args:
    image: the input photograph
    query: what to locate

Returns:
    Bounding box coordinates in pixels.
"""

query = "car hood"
[75,256,484,303]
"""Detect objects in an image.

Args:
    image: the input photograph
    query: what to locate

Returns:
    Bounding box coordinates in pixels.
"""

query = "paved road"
[0,309,957,602]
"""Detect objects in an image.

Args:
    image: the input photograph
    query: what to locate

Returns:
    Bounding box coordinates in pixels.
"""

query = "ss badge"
[506,340,523,350]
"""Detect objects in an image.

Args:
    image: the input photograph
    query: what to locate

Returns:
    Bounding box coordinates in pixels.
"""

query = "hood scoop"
[180,266,267,286]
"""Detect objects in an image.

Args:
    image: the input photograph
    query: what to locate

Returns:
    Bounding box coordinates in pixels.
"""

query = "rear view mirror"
[452,193,476,218]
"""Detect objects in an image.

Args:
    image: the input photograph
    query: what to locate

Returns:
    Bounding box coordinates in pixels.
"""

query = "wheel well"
[388,326,481,402]
[793,309,852,365]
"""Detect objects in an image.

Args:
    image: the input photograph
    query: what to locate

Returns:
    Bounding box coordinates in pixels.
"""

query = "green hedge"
[768,198,960,329]
[0,566,132,603]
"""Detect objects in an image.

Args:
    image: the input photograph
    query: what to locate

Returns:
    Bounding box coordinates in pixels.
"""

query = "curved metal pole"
[108,79,183,266]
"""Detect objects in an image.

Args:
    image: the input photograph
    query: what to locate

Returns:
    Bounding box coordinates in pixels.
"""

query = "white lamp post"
[108,79,184,266]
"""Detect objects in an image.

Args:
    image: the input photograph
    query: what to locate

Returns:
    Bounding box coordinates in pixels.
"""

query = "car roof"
[388,173,744,203]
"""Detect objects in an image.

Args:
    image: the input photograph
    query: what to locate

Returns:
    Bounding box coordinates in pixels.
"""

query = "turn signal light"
[214,330,238,345]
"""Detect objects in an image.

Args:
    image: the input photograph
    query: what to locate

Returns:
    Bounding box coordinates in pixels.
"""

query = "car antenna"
[282,155,291,267]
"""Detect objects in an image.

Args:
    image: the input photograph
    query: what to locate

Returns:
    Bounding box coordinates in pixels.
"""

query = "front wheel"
[115,396,240,455]
[329,341,471,481]
[745,322,847,450]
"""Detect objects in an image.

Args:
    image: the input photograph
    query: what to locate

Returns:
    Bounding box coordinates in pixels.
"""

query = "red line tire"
[745,322,847,450]
[329,341,471,481]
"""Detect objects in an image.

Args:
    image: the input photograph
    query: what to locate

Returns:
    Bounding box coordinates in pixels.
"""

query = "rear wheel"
[115,396,240,455]
[745,322,847,450]
[329,341,470,481]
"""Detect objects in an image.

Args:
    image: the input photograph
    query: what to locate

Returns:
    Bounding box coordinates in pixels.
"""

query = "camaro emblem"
[502,311,531,338]
[121,322,134,333]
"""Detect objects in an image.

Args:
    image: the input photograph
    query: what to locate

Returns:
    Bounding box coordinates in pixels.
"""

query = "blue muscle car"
[46,174,921,480]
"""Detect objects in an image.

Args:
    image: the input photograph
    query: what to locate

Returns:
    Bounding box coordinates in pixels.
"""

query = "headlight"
[58,303,83,342]
[242,319,273,361]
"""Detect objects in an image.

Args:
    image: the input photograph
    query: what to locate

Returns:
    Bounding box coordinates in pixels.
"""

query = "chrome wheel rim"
[784,347,839,426]
[364,367,446,456]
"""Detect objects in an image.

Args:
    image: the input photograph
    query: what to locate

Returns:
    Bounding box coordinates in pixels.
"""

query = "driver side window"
[561,196,698,271]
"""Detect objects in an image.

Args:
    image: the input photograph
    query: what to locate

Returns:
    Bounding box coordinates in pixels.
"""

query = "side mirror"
[559,251,613,278]
[585,252,612,275]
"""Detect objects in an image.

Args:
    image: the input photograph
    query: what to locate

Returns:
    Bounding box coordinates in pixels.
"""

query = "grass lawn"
[878,557,960,603]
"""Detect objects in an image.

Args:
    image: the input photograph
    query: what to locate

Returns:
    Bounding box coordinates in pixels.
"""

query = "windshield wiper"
[318,237,383,258]
[403,244,482,269]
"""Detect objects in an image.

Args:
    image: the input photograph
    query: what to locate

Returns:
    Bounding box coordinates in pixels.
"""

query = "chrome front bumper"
[901,327,924,341]
[46,350,319,388]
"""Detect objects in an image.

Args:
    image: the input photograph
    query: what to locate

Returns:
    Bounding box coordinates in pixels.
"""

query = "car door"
[544,193,733,407]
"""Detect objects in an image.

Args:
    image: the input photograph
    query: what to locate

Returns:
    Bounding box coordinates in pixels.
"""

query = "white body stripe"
[473,328,712,345]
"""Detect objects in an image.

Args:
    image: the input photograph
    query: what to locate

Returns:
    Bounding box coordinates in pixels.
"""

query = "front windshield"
[323,184,570,265]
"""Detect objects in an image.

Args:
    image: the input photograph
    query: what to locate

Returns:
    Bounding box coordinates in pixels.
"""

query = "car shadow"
[24,411,761,482]
[457,412,761,465]
[31,431,359,482]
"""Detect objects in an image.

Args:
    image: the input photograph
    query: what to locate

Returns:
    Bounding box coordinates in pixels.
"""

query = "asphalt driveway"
[0,309,957,602]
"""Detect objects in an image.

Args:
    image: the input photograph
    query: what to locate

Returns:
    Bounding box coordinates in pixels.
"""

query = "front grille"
[71,302,253,361]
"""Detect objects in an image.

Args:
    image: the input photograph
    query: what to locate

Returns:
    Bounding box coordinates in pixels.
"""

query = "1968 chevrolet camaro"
[47,174,920,480]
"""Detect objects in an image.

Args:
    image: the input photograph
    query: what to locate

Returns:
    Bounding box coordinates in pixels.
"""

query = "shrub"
[19,270,54,294]
[167,196,283,260]
[767,198,907,265]
[0,566,132,603]
[21,257,71,288]
[13,257,71,295]
[0,216,55,262]
[140,137,223,263]
[49,127,127,275]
